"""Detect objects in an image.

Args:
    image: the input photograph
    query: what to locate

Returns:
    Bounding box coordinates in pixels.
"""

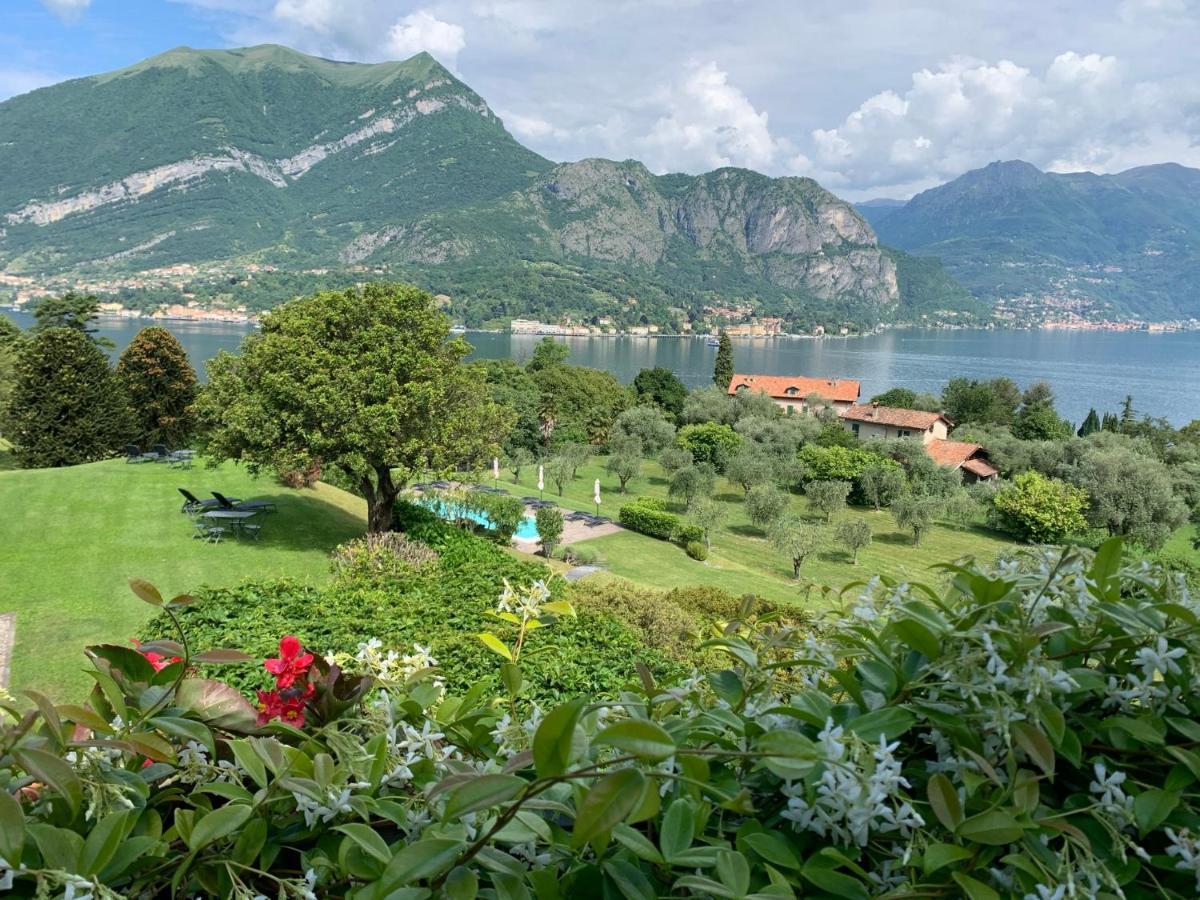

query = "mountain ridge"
[872,159,1200,319]
[0,45,977,328]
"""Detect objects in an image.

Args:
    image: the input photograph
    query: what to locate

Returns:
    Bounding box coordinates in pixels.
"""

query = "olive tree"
[610,405,675,454]
[658,446,693,476]
[688,497,727,549]
[196,283,512,533]
[535,506,564,557]
[669,463,716,510]
[725,448,776,494]
[891,494,942,546]
[605,435,643,492]
[546,455,575,496]
[836,519,873,564]
[769,515,822,578]
[806,479,851,522]
[506,447,534,482]
[745,484,789,532]
[858,463,906,511]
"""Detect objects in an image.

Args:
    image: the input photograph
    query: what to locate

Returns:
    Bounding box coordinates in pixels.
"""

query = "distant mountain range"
[0,45,975,329]
[861,160,1200,320]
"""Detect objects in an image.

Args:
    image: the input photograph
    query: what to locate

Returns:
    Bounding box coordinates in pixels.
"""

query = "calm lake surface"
[5,310,1198,426]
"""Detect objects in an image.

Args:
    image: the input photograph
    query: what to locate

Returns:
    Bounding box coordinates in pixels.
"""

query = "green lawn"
[497,456,1017,607]
[0,458,366,700]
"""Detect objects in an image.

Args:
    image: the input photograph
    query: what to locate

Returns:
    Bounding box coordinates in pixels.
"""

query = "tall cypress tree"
[713,331,734,388]
[1077,408,1101,437]
[117,326,198,447]
[9,327,131,468]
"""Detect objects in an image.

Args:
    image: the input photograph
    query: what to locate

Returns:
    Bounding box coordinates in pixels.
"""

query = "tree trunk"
[792,558,801,578]
[362,465,401,534]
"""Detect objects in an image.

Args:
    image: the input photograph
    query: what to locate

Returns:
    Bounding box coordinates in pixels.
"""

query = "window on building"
[851,423,860,436]
[786,405,794,415]
[898,429,911,438]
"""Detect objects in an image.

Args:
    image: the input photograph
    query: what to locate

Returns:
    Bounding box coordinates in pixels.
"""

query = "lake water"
[5,310,1198,426]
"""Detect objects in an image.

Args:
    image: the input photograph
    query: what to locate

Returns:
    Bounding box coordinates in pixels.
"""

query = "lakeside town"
[3,267,1198,336]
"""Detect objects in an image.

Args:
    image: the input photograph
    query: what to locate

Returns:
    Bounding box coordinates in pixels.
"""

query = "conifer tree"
[117,326,198,447]
[1077,408,1101,437]
[9,327,131,467]
[713,331,734,388]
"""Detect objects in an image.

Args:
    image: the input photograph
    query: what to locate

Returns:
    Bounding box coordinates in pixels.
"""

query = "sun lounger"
[212,491,277,513]
[178,488,230,514]
[124,444,151,463]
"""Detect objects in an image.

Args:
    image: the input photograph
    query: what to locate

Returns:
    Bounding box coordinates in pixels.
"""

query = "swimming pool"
[420,496,540,540]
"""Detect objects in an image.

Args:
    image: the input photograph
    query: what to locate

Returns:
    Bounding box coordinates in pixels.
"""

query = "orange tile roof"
[727,373,861,403]
[962,458,999,479]
[926,439,985,468]
[839,404,949,430]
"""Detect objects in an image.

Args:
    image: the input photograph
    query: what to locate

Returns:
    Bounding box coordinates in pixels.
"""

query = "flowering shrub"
[330,532,440,584]
[2,540,1200,898]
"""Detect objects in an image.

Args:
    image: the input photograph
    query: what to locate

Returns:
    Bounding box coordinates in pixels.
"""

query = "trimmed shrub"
[673,522,705,546]
[618,500,683,541]
[685,540,708,561]
[677,422,741,471]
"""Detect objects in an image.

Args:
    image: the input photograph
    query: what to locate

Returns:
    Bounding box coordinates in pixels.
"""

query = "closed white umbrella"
[537,465,544,496]
[593,478,601,515]
[493,457,500,481]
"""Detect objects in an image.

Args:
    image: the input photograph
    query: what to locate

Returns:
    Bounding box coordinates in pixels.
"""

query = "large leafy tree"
[991,471,1089,544]
[941,376,1021,427]
[196,283,513,533]
[117,326,198,447]
[8,327,131,468]
[633,366,687,420]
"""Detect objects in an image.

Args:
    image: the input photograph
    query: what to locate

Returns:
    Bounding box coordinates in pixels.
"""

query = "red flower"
[264,635,314,689]
[279,702,306,728]
[256,689,285,727]
[131,638,182,672]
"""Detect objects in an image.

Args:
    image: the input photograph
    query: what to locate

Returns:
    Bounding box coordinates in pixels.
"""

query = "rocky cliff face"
[372,160,899,310]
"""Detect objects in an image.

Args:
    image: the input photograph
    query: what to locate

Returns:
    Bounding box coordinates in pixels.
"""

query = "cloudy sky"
[5,0,1200,198]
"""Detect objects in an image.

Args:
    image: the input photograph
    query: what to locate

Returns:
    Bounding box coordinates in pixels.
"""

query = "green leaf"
[845,707,915,742]
[571,769,645,849]
[604,860,656,900]
[1134,788,1179,837]
[56,703,113,733]
[532,698,585,778]
[176,679,258,732]
[380,838,464,888]
[14,748,82,815]
[477,633,513,661]
[923,842,973,875]
[0,789,26,864]
[499,662,523,697]
[660,798,695,862]
[1011,722,1055,777]
[128,578,163,606]
[952,872,1001,900]
[443,774,527,820]
[187,803,252,851]
[800,858,869,900]
[754,730,818,780]
[80,811,128,876]
[594,720,676,761]
[28,824,83,872]
[926,773,964,831]
[335,823,392,865]
[892,618,940,658]
[612,823,664,864]
[958,809,1025,845]
[716,850,751,897]
[445,866,479,900]
[231,817,267,867]
[742,832,800,870]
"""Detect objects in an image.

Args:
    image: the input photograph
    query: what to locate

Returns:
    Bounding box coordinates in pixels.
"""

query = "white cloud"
[635,62,789,173]
[40,0,91,22]
[386,10,466,68]
[802,51,1200,197]
[499,109,571,141]
[0,67,63,100]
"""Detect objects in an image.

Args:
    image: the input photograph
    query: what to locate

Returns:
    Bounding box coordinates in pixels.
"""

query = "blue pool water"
[421,497,539,540]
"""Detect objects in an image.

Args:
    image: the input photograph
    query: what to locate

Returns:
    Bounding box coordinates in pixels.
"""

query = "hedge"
[618,499,703,546]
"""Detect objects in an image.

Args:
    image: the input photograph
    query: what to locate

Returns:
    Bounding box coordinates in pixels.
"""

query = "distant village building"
[838,403,998,482]
[727,374,861,415]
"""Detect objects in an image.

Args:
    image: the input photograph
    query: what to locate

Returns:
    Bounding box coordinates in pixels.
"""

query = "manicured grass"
[0,438,15,472]
[496,456,1017,607]
[0,458,366,700]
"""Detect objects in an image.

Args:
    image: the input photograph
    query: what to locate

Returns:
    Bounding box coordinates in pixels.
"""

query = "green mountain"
[0,45,976,328]
[872,160,1200,320]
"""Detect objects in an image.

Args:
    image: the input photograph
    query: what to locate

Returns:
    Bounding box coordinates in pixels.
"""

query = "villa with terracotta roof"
[925,439,999,483]
[838,403,952,444]
[838,403,999,482]
[727,373,861,415]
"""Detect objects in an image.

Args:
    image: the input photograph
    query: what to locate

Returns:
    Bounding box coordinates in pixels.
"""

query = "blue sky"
[5,0,1200,198]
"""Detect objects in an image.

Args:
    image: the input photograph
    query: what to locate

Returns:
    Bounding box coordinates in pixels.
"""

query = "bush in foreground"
[3,540,1200,898]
